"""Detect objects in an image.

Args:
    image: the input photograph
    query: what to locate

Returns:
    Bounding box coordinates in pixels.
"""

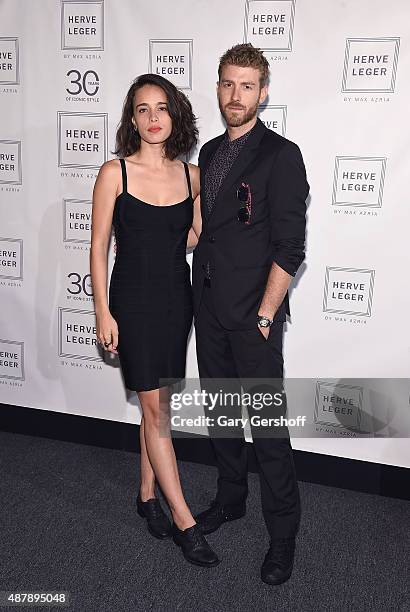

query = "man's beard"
[219,99,259,127]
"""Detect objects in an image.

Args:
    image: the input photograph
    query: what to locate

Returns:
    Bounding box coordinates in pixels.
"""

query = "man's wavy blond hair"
[218,43,270,88]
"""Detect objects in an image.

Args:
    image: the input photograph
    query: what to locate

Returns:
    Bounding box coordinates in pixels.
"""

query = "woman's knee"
[139,393,167,424]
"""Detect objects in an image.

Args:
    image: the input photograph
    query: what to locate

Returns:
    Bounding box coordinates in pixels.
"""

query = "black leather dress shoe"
[136,495,172,540]
[194,499,246,535]
[171,523,220,567]
[261,537,296,585]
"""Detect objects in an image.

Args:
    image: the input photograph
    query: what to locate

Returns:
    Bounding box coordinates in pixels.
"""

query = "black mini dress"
[109,158,194,391]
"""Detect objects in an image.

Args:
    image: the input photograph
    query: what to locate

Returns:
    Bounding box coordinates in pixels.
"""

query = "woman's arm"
[90,160,119,354]
[187,164,202,249]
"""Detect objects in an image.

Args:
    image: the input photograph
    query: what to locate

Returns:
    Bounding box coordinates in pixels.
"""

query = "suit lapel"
[201,135,223,176]
[206,118,267,224]
[199,135,223,219]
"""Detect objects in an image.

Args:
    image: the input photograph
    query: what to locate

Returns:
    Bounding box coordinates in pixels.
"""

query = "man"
[192,43,309,585]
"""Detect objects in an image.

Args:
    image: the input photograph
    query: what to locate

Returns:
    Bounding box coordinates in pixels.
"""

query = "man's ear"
[259,84,268,105]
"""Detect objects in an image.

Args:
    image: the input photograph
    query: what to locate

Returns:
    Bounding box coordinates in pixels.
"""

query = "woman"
[90,74,217,567]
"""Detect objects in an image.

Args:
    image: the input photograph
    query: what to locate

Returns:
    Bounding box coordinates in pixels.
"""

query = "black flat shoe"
[136,495,172,540]
[194,499,246,535]
[261,537,296,585]
[171,523,220,567]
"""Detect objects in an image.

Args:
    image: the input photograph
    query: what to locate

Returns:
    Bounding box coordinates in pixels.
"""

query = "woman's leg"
[138,387,195,530]
[139,415,156,501]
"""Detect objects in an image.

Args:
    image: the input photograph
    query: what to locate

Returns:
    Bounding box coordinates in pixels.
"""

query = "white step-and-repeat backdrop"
[1,0,409,468]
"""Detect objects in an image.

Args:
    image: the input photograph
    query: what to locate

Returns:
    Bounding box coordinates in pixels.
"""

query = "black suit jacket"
[192,118,309,330]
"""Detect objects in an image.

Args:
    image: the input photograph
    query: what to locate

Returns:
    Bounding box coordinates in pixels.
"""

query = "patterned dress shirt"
[204,123,256,278]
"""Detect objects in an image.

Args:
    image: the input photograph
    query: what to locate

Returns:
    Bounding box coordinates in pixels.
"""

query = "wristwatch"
[257,315,273,328]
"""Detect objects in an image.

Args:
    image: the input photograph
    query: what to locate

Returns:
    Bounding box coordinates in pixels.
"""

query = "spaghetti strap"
[120,158,127,193]
[183,162,193,200]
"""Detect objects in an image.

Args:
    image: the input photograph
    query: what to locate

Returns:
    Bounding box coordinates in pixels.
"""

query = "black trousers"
[194,281,301,540]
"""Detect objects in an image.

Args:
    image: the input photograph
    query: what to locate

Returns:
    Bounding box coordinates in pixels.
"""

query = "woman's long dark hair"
[114,74,198,160]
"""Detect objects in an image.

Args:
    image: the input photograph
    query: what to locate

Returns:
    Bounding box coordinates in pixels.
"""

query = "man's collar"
[202,118,267,171]
[223,117,266,146]
[224,119,258,144]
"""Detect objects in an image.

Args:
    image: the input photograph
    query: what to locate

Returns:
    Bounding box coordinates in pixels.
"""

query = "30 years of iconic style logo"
[63,199,92,243]
[66,69,100,100]
[58,307,101,361]
[332,157,387,208]
[149,40,193,90]
[61,0,104,50]
[315,380,363,433]
[66,271,93,303]
[0,339,24,381]
[0,238,23,280]
[244,0,295,52]
[342,37,400,93]
[57,112,108,169]
[258,105,287,136]
[323,267,375,317]
[0,37,19,85]
[0,140,22,185]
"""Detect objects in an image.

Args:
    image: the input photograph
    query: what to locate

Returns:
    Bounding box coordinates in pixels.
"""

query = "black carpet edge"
[0,403,409,500]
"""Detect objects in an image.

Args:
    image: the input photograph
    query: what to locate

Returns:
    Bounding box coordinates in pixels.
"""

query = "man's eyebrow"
[220,79,256,86]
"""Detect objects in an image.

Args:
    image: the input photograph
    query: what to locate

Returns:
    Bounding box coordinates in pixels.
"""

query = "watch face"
[258,319,270,327]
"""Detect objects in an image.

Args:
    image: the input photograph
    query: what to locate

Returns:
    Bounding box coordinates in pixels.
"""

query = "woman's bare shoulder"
[99,158,121,175]
[187,162,199,177]
[95,159,122,188]
[187,162,200,197]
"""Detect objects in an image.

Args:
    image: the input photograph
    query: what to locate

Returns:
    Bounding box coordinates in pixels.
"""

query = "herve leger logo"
[0,339,24,381]
[258,105,287,136]
[244,0,295,52]
[63,199,92,243]
[332,157,386,208]
[57,112,108,169]
[342,38,400,93]
[323,267,375,317]
[0,37,19,85]
[149,40,193,90]
[61,0,104,51]
[0,140,22,185]
[315,381,363,435]
[0,238,23,280]
[58,307,101,361]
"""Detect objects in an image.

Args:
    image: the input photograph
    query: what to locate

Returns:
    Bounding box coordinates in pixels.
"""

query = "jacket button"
[209,236,215,243]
